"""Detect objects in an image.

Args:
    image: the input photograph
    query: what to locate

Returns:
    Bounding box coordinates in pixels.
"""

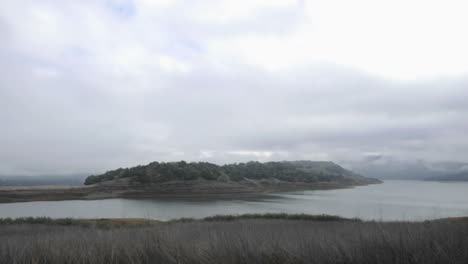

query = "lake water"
[1,180,468,221]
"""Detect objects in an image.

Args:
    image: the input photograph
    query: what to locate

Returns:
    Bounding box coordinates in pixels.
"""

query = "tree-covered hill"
[84,161,376,185]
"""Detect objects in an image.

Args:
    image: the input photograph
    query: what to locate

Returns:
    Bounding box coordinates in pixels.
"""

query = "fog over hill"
[342,156,468,180]
[0,175,87,186]
[425,171,468,182]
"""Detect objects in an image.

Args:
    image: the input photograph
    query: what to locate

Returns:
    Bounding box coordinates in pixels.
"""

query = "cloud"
[0,0,467,175]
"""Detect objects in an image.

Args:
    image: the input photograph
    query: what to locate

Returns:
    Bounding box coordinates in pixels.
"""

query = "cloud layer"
[1,0,468,175]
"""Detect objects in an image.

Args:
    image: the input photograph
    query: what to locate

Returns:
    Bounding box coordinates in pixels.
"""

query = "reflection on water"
[0,180,467,221]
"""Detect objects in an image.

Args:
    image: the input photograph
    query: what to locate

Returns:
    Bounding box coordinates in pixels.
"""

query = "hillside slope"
[0,161,380,203]
[85,160,380,186]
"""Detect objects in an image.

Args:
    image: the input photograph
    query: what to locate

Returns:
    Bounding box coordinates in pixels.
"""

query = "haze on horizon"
[1,0,467,176]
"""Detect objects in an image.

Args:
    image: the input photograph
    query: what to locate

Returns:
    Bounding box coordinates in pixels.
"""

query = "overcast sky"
[1,0,468,176]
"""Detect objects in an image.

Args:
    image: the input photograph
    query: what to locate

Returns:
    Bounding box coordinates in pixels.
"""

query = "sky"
[1,0,468,176]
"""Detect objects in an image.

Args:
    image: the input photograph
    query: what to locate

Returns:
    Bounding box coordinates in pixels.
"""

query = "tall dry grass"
[0,217,467,264]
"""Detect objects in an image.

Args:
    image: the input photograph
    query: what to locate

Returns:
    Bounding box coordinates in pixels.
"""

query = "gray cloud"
[1,0,467,176]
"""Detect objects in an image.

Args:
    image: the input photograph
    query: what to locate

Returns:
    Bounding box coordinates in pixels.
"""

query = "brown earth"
[0,177,381,203]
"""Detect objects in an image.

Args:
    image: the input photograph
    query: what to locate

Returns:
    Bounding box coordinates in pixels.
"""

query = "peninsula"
[0,161,381,203]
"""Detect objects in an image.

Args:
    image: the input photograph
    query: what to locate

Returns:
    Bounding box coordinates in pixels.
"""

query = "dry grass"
[0,215,467,264]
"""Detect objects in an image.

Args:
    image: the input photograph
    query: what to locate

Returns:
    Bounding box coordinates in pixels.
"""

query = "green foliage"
[0,217,75,225]
[201,213,355,222]
[84,175,99,185]
[0,217,159,228]
[0,214,354,227]
[84,160,349,185]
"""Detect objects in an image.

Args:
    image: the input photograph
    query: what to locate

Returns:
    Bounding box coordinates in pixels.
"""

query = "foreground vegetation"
[84,160,378,185]
[0,214,467,264]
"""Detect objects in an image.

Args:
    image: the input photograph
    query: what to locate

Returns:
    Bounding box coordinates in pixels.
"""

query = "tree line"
[84,161,347,185]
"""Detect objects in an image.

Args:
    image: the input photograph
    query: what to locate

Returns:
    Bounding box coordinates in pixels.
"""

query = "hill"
[348,159,468,180]
[425,171,468,182]
[0,175,87,186]
[0,161,380,203]
[84,160,380,186]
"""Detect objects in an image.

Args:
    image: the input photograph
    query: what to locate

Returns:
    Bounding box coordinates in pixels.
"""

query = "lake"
[1,180,467,221]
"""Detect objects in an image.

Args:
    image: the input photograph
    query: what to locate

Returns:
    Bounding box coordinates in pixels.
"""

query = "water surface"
[1,180,467,221]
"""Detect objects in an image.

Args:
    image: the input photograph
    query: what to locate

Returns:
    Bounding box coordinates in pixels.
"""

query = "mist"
[1,0,467,177]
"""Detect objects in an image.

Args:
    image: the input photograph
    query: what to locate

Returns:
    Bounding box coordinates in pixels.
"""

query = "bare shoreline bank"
[0,178,381,203]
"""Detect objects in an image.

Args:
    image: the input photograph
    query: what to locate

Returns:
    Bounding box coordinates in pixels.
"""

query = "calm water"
[1,180,467,221]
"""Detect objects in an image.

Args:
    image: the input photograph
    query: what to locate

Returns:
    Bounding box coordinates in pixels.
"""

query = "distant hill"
[346,158,468,180]
[425,171,468,182]
[0,175,87,186]
[84,160,380,186]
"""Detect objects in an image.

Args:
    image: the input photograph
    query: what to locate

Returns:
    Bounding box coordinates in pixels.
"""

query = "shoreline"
[0,179,380,204]
[0,213,467,225]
